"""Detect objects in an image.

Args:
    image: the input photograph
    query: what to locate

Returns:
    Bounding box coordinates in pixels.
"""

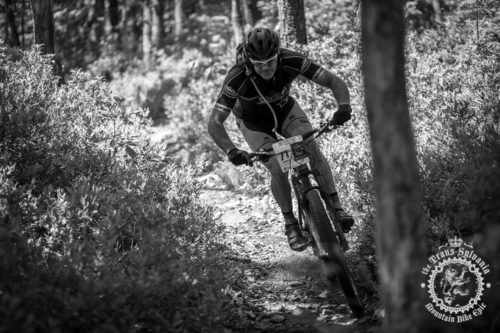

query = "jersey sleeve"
[281,48,325,81]
[214,65,245,114]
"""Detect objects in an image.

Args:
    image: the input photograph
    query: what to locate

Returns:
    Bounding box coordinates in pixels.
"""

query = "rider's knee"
[264,157,286,178]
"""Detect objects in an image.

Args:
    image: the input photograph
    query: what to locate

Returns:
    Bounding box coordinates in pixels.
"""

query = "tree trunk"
[6,0,21,47]
[277,0,307,46]
[240,0,254,31]
[231,0,244,45]
[174,0,183,39]
[22,0,26,48]
[152,0,165,49]
[104,0,120,46]
[30,0,55,54]
[248,0,261,24]
[197,0,206,14]
[86,0,104,60]
[142,0,153,68]
[361,0,427,332]
[108,0,119,33]
[119,5,134,55]
[30,0,63,82]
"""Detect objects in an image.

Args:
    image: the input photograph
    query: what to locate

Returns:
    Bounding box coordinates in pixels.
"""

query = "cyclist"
[208,27,354,252]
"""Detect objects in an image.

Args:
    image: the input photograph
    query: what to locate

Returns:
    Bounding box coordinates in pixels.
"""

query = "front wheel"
[302,188,365,318]
[323,245,365,318]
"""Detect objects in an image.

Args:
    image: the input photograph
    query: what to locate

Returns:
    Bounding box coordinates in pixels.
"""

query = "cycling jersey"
[214,48,325,125]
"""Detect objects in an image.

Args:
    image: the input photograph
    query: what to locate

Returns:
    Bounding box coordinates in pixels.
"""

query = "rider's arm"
[310,69,350,106]
[280,49,350,106]
[209,65,245,153]
[208,108,236,154]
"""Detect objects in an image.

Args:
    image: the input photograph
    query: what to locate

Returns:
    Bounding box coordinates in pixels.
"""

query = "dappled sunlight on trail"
[199,175,378,332]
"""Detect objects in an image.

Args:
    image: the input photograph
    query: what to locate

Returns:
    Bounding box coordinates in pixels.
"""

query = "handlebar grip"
[250,152,272,163]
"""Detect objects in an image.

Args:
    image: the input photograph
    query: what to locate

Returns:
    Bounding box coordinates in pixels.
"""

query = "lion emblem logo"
[439,263,475,306]
[421,237,491,322]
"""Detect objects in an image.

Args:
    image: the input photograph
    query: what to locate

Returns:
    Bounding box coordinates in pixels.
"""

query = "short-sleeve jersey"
[214,48,325,124]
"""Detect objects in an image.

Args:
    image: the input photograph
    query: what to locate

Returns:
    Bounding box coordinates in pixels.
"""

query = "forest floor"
[197,172,380,333]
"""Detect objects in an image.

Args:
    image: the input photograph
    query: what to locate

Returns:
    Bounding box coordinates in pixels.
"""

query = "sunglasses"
[249,54,278,65]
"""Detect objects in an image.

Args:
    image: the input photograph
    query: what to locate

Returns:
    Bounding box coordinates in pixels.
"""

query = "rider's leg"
[264,156,309,251]
[264,156,293,212]
[303,141,354,232]
[234,118,294,211]
[235,118,308,251]
[281,102,355,232]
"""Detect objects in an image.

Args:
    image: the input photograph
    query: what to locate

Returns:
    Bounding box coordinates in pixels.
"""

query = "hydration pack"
[235,42,254,77]
[235,42,246,65]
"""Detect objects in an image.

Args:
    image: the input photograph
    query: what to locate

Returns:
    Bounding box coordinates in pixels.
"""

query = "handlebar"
[249,121,340,162]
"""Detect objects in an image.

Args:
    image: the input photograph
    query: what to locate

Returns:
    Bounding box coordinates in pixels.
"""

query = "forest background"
[0,0,499,332]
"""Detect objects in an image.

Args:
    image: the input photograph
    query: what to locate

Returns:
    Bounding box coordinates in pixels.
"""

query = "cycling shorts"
[236,100,313,152]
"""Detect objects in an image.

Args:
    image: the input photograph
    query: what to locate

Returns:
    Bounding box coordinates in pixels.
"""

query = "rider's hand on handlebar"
[330,104,352,126]
[227,148,253,166]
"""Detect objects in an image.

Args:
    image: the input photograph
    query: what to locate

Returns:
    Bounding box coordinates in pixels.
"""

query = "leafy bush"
[406,4,500,245]
[0,43,226,332]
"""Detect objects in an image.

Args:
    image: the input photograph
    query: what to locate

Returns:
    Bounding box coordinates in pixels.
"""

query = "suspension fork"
[292,167,350,251]
[290,166,320,229]
[291,167,328,257]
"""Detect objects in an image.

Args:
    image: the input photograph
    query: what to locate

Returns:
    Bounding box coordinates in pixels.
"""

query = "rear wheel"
[301,185,364,318]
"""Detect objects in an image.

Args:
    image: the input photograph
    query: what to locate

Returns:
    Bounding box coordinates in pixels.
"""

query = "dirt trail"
[198,174,377,333]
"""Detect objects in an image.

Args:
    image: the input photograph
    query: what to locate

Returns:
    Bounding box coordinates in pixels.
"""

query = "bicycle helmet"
[243,27,280,60]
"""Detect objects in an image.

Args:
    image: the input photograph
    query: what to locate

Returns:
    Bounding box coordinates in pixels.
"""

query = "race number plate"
[272,136,310,172]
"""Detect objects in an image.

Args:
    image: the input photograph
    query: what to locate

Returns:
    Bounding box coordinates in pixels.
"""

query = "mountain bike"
[250,122,365,318]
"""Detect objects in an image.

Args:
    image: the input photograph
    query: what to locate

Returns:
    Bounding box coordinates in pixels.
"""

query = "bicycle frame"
[252,123,349,252]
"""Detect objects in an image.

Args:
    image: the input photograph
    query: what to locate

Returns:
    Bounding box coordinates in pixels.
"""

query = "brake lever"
[316,120,338,138]
[250,152,272,163]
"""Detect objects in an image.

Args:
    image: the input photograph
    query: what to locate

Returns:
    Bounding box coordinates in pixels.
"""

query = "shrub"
[406,6,500,245]
[101,48,221,125]
[0,43,226,332]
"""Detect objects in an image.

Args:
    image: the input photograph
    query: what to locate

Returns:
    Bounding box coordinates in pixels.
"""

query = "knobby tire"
[301,185,364,318]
